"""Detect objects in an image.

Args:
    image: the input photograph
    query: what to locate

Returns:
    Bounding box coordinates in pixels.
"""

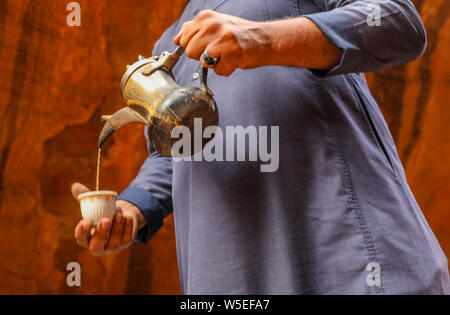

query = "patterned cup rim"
[78,190,117,202]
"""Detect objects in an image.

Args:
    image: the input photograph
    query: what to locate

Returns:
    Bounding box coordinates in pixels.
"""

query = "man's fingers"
[89,218,112,254]
[73,183,91,249]
[199,44,219,65]
[105,213,125,252]
[174,29,183,45]
[179,28,200,49]
[200,45,235,76]
[121,216,135,246]
[214,58,235,76]
[174,20,196,46]
[185,30,214,61]
[74,220,93,248]
[71,182,90,200]
[174,22,187,44]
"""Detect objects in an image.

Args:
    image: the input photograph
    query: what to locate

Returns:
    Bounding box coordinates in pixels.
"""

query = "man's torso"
[152,0,450,294]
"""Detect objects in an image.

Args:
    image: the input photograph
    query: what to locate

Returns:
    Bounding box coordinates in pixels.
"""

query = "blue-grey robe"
[118,0,450,294]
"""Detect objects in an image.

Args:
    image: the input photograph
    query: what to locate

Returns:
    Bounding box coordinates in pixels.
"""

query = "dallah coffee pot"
[98,46,218,157]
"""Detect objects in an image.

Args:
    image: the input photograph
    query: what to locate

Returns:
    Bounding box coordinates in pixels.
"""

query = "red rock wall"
[366,0,450,260]
[0,0,448,294]
[0,0,187,294]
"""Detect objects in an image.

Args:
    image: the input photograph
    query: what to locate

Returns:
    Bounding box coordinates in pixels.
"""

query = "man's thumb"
[71,182,90,200]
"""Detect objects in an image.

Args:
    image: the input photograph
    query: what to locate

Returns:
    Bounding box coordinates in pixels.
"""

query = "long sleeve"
[118,126,173,243]
[303,0,427,76]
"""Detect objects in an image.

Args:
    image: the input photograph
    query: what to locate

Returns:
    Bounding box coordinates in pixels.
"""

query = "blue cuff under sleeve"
[118,186,164,243]
[303,1,426,77]
[303,11,361,77]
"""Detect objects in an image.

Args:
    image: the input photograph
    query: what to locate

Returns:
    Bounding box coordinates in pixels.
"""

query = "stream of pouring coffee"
[96,148,101,191]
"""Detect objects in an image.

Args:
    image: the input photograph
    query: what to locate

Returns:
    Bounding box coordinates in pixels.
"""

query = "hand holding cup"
[72,183,143,256]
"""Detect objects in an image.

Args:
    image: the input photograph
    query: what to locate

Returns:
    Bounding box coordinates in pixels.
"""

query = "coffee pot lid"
[120,56,155,99]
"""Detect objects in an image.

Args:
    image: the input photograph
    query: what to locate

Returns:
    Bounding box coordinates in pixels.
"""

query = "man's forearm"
[261,17,343,70]
[175,11,343,76]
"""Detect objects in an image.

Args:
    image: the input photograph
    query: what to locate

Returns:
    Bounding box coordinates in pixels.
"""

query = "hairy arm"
[175,11,342,76]
[262,17,343,70]
[175,0,426,77]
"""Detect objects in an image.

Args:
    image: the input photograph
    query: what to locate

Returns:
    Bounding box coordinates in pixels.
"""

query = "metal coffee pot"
[98,46,218,157]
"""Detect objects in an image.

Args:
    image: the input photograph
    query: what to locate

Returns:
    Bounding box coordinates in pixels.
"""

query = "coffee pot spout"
[98,107,149,148]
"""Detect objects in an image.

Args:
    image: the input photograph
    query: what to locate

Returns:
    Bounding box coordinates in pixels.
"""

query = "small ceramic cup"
[77,191,117,225]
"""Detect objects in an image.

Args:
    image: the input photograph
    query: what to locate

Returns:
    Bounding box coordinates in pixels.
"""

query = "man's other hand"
[71,183,145,256]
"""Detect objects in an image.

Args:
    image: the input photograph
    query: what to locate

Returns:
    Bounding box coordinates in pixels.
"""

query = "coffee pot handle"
[170,46,214,97]
[200,66,214,96]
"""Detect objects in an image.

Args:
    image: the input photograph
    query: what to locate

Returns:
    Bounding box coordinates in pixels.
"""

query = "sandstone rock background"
[0,0,448,294]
